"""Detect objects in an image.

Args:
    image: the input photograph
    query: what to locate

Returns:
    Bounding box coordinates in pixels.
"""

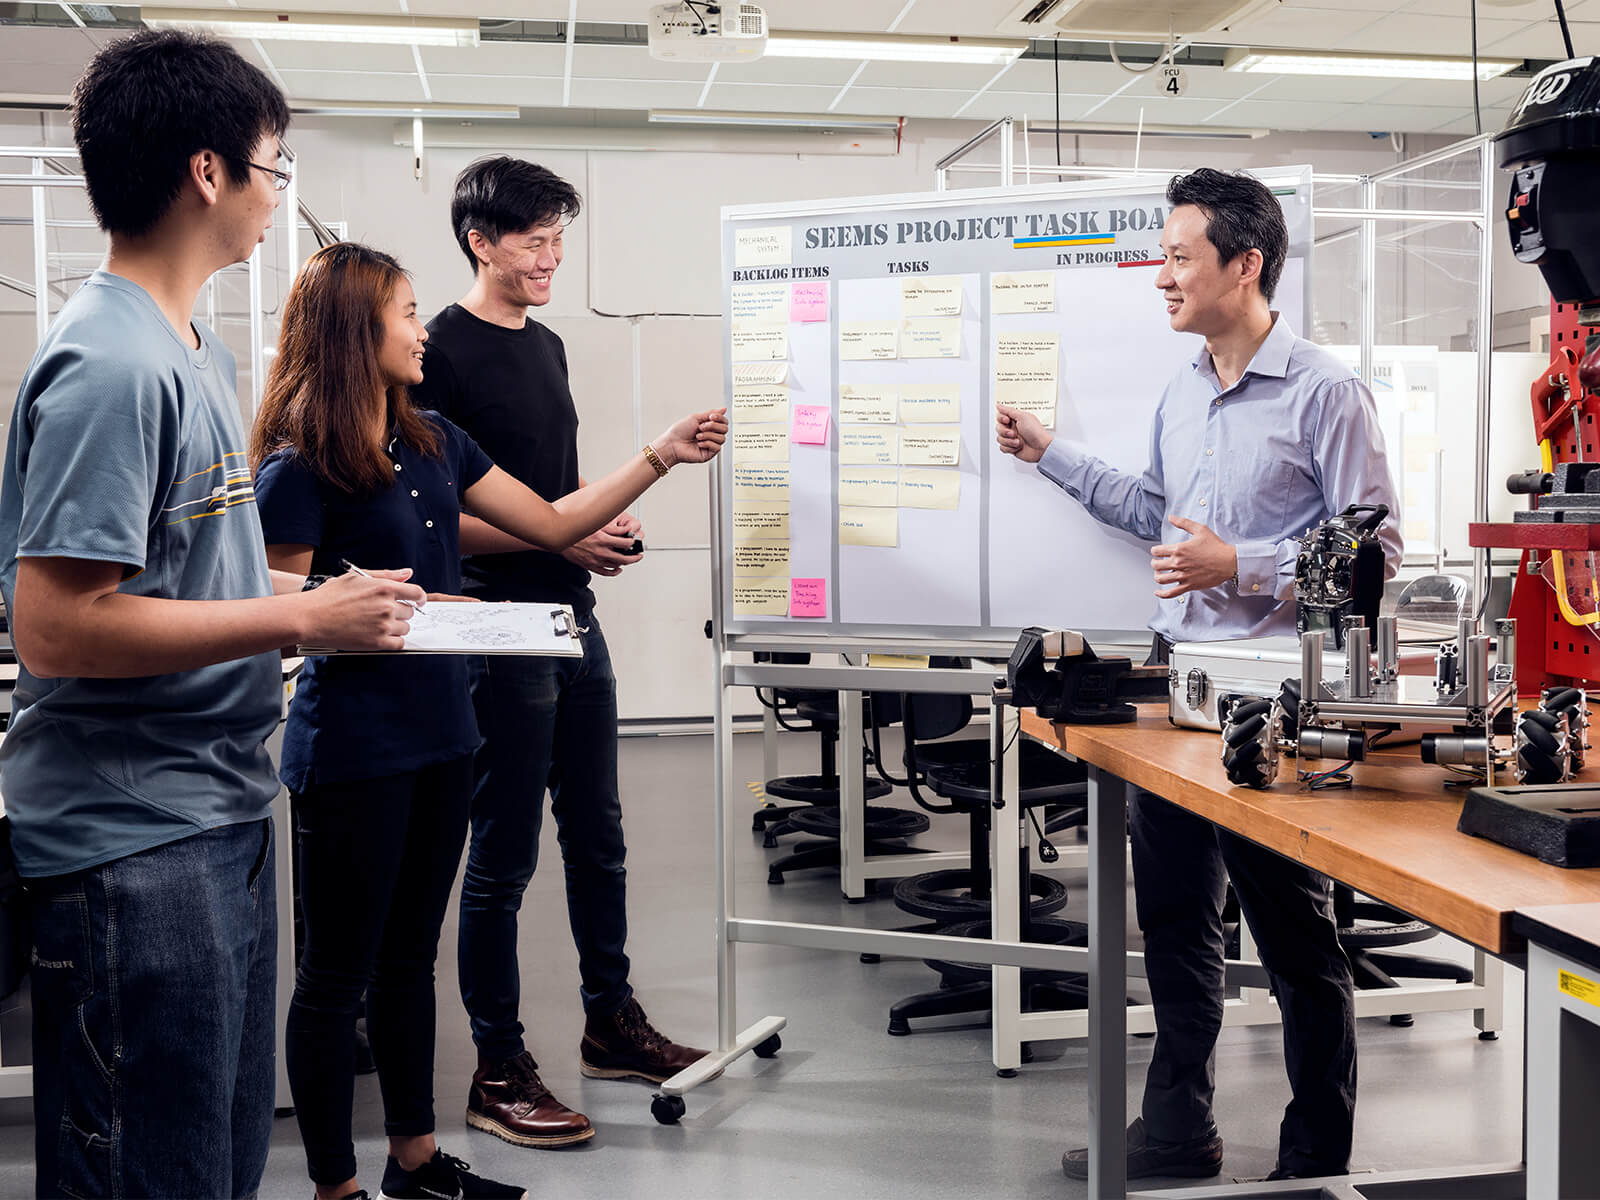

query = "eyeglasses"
[244,160,293,191]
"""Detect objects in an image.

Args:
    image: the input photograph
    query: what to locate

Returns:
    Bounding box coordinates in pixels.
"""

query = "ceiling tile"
[699,81,851,111]
[830,85,975,118]
[419,43,565,77]
[263,42,418,72]
[715,57,861,86]
[566,77,705,109]
[1328,12,1528,53]
[1221,5,1392,49]
[426,73,565,106]
[278,69,426,103]
[854,59,1020,89]
[1480,19,1586,57]
[891,0,1022,37]
[570,43,708,82]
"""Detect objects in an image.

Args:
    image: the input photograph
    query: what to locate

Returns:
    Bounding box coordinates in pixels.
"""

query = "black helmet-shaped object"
[1496,57,1600,306]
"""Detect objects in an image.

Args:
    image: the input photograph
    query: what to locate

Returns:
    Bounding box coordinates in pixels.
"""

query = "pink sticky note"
[791,578,827,618]
[791,282,829,323]
[791,404,830,445]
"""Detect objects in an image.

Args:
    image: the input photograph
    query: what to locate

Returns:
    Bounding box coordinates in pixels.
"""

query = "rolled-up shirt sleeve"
[1036,407,1167,543]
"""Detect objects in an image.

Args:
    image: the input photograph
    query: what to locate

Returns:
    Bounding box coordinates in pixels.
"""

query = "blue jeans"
[29,818,277,1200]
[458,616,631,1063]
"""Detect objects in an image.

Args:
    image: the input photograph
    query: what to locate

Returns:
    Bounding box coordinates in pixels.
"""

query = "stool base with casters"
[766,804,932,885]
[1338,890,1474,1028]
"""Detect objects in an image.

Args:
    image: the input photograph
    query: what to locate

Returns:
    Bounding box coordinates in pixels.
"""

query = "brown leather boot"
[466,1051,594,1148]
[578,997,714,1085]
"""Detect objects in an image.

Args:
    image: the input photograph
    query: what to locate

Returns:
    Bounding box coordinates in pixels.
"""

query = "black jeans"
[458,616,631,1063]
[285,757,473,1186]
[1130,791,1358,1176]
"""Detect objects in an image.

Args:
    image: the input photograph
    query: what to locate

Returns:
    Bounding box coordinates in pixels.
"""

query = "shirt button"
[394,463,402,472]
[411,490,419,497]
[1252,583,1260,592]
[1198,498,1207,507]
[1205,448,1214,456]
[1213,398,1222,406]
[425,519,434,528]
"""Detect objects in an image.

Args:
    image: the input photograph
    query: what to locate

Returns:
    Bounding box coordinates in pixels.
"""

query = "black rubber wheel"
[1389,1013,1414,1028]
[860,953,881,964]
[651,1094,686,1125]
[1479,1030,1499,1041]
[1518,710,1568,784]
[996,1068,1019,1078]
[892,869,1067,922]
[767,866,784,885]
[754,1034,782,1058]
[887,1017,911,1036]
[1222,698,1278,789]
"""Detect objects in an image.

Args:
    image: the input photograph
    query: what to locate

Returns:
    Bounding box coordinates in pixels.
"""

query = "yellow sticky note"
[994,331,1059,428]
[840,427,898,466]
[729,282,789,322]
[900,384,961,423]
[733,541,789,577]
[839,469,900,507]
[732,463,790,502]
[899,429,961,467]
[733,580,790,615]
[991,271,1055,314]
[839,384,898,424]
[840,506,898,547]
[732,504,789,541]
[840,322,900,360]
[733,427,789,463]
[732,384,788,423]
[732,361,787,387]
[735,225,791,268]
[901,318,962,359]
[900,275,963,318]
[730,322,788,363]
[899,468,961,510]
[867,654,931,668]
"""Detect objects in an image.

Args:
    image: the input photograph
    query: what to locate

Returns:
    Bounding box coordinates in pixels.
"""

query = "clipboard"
[298,602,585,657]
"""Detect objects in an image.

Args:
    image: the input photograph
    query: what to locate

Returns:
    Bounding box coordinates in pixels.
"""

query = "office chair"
[1335,886,1473,1027]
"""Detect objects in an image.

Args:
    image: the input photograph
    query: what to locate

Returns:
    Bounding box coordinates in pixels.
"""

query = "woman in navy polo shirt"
[249,243,725,1200]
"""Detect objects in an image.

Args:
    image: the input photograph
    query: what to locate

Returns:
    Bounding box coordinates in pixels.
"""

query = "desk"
[1018,702,1600,1199]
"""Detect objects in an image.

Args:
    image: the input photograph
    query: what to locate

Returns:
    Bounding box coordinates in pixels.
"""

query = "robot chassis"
[1219,614,1590,791]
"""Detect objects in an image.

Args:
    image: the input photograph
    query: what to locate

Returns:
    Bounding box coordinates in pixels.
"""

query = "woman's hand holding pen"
[654,407,729,467]
[299,568,426,651]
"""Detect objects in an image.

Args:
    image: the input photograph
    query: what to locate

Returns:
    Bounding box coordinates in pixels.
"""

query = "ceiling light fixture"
[1224,48,1519,81]
[762,32,1025,65]
[649,109,901,131]
[293,102,520,120]
[142,9,480,47]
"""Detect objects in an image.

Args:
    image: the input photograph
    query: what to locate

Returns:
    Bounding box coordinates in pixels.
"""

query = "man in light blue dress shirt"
[998,168,1400,1184]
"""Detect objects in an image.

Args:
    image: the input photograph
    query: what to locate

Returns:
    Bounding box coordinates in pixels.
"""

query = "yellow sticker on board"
[1559,969,1600,1008]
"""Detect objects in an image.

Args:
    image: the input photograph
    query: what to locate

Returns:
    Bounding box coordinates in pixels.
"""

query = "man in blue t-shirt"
[0,32,423,1199]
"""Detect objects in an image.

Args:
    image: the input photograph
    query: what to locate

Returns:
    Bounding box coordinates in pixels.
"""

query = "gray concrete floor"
[0,728,1524,1198]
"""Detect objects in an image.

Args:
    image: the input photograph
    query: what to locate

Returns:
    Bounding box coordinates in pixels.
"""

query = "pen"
[339,559,420,609]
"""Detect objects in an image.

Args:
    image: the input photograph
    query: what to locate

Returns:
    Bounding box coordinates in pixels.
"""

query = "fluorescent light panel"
[1225,48,1519,81]
[142,9,479,47]
[650,109,899,131]
[764,32,1024,65]
[294,103,519,120]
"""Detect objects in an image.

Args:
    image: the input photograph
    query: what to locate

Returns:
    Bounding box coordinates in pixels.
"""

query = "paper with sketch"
[302,602,583,656]
[993,332,1060,427]
[991,272,1055,314]
[900,276,963,318]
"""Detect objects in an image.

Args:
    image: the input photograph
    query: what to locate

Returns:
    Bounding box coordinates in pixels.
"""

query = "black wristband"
[302,574,330,592]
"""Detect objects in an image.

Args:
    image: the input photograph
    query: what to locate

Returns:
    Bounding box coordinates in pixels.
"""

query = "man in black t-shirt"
[411,157,708,1151]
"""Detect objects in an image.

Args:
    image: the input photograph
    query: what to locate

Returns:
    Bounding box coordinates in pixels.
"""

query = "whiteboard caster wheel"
[754,1034,782,1058]
[651,1094,686,1125]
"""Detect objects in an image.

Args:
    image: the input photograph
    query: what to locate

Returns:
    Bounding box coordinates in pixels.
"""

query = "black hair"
[69,30,290,239]
[1165,167,1287,303]
[451,156,582,272]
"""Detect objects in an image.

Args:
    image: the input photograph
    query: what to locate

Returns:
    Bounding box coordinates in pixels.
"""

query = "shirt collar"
[1191,310,1296,385]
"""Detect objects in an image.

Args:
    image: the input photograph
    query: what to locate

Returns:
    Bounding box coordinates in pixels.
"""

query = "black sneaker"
[378,1149,526,1200]
[1061,1116,1223,1181]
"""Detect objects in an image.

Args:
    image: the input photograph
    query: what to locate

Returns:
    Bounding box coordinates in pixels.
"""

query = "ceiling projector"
[647,2,768,62]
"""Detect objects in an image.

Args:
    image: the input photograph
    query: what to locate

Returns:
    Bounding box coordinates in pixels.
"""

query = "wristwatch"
[302,574,330,592]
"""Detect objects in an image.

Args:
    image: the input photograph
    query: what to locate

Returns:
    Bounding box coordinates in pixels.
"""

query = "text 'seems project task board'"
[717,174,1312,644]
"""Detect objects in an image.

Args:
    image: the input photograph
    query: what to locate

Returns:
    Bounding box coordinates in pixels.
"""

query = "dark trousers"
[458,616,631,1064]
[30,819,277,1200]
[1131,791,1358,1176]
[285,757,473,1186]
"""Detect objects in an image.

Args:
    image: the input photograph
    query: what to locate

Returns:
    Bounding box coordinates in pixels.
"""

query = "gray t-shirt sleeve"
[14,344,179,573]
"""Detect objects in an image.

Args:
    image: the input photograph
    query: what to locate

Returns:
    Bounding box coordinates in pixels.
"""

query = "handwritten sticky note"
[733,541,789,576]
[838,468,900,507]
[899,429,961,467]
[732,426,789,463]
[732,361,788,387]
[898,468,961,510]
[790,282,828,323]
[839,384,898,424]
[840,321,899,360]
[731,322,788,362]
[730,282,789,322]
[840,506,898,547]
[993,331,1059,427]
[900,384,960,423]
[839,427,898,466]
[790,578,827,618]
[991,271,1056,314]
[735,225,791,268]
[733,581,789,615]
[901,318,962,359]
[791,405,830,445]
[732,504,789,541]
[732,384,788,423]
[901,275,963,318]
[732,463,789,501]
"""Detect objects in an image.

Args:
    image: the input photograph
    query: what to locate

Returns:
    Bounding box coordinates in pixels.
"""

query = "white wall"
[0,111,1559,720]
